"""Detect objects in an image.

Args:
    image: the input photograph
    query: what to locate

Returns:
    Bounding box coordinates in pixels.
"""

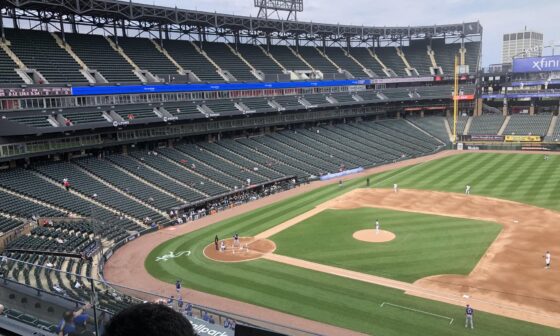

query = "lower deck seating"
[503,114,553,136]
[468,115,505,135]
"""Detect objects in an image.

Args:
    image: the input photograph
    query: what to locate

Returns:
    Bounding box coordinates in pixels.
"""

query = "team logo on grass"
[156,251,191,262]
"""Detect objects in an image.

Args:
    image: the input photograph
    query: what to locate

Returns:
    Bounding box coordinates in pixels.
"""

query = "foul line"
[380,302,454,325]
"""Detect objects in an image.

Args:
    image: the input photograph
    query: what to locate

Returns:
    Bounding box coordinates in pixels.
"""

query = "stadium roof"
[3,0,482,38]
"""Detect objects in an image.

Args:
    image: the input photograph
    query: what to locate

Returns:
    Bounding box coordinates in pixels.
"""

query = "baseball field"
[124,152,560,335]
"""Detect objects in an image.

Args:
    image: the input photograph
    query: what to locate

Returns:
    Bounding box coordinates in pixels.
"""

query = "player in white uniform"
[465,185,471,195]
[375,219,380,234]
[544,251,551,269]
[393,183,398,193]
[220,241,226,252]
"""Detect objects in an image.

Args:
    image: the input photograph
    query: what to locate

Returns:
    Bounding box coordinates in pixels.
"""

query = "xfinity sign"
[513,55,560,73]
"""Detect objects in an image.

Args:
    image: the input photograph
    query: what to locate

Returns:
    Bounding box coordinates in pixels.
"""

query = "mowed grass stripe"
[146,152,560,336]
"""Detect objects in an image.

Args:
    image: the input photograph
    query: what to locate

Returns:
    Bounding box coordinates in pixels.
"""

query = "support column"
[420,110,425,118]
[59,16,65,43]
[0,12,5,41]
[529,104,535,115]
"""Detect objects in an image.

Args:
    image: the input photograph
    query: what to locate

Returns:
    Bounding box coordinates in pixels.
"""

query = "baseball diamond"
[104,152,560,336]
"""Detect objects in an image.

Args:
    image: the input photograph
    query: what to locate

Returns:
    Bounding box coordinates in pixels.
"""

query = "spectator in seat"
[56,302,91,336]
[103,303,194,336]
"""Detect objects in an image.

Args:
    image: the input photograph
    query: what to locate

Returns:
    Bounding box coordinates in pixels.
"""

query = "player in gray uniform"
[465,304,474,329]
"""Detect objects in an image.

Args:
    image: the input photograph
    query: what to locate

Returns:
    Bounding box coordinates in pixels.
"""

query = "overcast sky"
[136,0,559,67]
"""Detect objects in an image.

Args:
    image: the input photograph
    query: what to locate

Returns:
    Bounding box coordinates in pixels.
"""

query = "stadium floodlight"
[254,0,303,21]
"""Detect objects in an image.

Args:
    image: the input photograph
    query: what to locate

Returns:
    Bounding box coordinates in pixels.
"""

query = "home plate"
[513,220,519,223]
[462,294,470,299]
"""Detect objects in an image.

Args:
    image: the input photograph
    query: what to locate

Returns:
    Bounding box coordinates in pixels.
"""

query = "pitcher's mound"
[353,229,396,243]
[204,237,276,263]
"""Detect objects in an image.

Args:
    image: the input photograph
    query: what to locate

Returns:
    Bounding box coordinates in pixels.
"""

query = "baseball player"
[465,304,474,329]
[375,219,380,234]
[393,183,398,193]
[214,235,219,251]
[465,185,471,195]
[220,241,226,252]
[233,233,240,248]
[175,280,181,293]
[544,251,551,269]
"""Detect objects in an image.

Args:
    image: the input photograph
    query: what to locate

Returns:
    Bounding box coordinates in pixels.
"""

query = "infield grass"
[271,208,501,282]
[146,153,560,336]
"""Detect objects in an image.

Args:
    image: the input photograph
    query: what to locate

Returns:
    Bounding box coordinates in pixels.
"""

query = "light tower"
[254,0,303,21]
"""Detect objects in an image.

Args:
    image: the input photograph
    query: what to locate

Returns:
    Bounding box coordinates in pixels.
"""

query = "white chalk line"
[380,302,454,325]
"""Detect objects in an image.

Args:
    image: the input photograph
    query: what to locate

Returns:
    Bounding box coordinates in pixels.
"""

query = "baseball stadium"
[0,0,559,335]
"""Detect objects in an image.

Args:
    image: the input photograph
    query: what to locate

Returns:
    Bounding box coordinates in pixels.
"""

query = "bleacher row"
[0,118,443,237]
[0,28,480,84]
[4,86,464,129]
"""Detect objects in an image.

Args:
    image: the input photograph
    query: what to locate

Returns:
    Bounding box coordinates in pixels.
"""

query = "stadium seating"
[33,162,164,222]
[374,47,407,77]
[114,37,178,77]
[402,40,432,75]
[239,97,275,113]
[407,116,450,143]
[267,45,312,72]
[272,95,305,109]
[323,47,368,78]
[61,108,107,125]
[106,154,205,203]
[0,189,63,219]
[159,39,222,82]
[0,217,23,234]
[297,46,339,75]
[349,47,383,77]
[6,114,53,128]
[5,29,86,83]
[0,48,23,84]
[200,42,256,81]
[468,115,506,135]
[63,33,139,83]
[464,42,481,74]
[162,101,203,118]
[447,116,469,135]
[202,100,242,116]
[235,44,283,75]
[329,92,359,103]
[503,114,553,136]
[431,39,461,74]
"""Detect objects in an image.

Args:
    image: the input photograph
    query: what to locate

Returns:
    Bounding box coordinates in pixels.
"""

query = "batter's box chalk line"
[380,302,454,325]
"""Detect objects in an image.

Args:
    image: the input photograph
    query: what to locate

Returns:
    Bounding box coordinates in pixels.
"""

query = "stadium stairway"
[225,43,262,80]
[463,116,473,135]
[256,45,287,73]
[287,46,316,72]
[547,116,558,137]
[498,116,511,135]
[149,39,186,75]
[103,36,144,82]
[189,41,229,81]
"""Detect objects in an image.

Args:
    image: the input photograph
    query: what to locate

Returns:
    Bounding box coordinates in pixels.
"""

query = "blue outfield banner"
[512,55,560,73]
[70,79,372,96]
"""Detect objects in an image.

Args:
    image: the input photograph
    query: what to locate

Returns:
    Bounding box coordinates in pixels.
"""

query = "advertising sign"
[504,135,542,142]
[512,55,560,73]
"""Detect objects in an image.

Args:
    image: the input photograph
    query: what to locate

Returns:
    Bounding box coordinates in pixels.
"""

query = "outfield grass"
[372,153,560,211]
[271,208,501,282]
[145,153,560,335]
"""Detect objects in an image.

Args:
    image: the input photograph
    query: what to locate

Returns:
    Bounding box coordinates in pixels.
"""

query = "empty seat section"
[297,46,338,75]
[74,157,182,210]
[236,44,283,75]
[431,40,461,75]
[6,29,86,83]
[240,97,274,112]
[503,114,552,136]
[408,116,450,143]
[200,42,256,81]
[468,115,505,135]
[62,109,108,125]
[402,40,432,75]
[203,100,241,116]
[324,47,367,77]
[7,115,52,128]
[63,33,138,83]
[34,162,162,222]
[303,94,329,106]
[374,47,407,77]
[160,40,222,81]
[106,154,205,203]
[113,104,158,120]
[349,47,384,77]
[464,42,481,73]
[329,92,358,103]
[272,95,304,109]
[267,45,311,72]
[115,37,178,77]
[0,190,63,218]
[0,48,23,84]
[163,101,203,118]
[447,116,469,135]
